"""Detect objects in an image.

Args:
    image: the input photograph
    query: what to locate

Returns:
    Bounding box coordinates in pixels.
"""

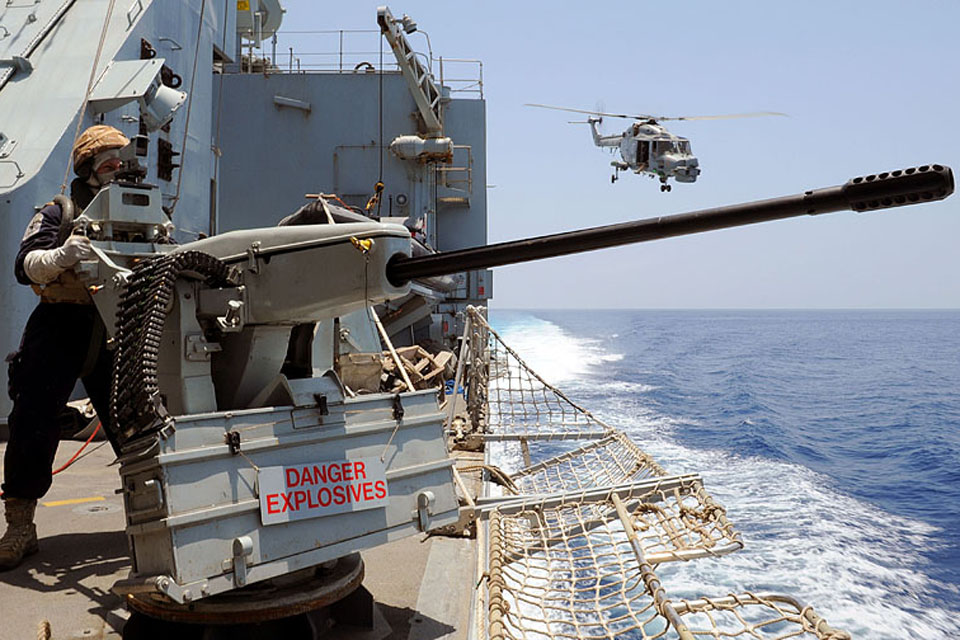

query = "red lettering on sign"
[299,467,313,486]
[268,461,388,523]
[318,487,332,507]
[286,468,300,488]
[312,465,327,483]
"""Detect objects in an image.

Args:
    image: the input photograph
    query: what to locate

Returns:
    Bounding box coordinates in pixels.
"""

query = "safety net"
[510,431,669,495]
[485,486,676,640]
[483,481,845,640]
[464,308,614,442]
[466,306,851,639]
[665,593,852,639]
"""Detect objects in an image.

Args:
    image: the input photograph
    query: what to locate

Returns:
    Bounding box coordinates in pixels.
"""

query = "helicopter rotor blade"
[524,103,656,121]
[656,111,788,122]
[526,103,787,123]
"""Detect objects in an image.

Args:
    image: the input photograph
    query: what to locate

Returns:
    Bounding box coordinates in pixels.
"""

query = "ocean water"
[489,309,960,637]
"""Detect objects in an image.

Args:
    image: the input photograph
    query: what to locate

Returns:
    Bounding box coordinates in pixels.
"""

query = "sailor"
[0,125,129,570]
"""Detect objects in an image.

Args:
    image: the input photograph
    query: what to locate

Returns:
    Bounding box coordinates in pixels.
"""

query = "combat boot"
[0,496,39,570]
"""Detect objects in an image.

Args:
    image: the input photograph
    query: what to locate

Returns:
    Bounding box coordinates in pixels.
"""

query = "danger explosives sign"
[258,457,389,525]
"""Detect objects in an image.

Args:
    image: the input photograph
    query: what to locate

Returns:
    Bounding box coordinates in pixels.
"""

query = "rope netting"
[465,308,613,442]
[486,496,672,640]
[510,432,669,495]
[622,478,743,564]
[666,593,852,639]
[467,307,851,639]
[486,485,842,640]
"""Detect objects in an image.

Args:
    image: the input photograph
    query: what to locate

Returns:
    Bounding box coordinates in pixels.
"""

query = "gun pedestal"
[123,554,372,638]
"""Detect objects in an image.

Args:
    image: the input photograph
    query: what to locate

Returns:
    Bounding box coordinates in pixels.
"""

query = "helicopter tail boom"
[588,116,605,147]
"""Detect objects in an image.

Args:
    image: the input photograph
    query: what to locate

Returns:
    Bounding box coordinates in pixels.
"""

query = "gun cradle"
[149,223,413,414]
[178,222,411,324]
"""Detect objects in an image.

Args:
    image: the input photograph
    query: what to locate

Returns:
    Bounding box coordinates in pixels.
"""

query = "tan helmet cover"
[72,125,130,173]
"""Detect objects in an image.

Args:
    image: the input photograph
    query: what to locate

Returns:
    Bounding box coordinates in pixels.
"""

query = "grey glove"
[23,236,93,284]
[54,235,93,268]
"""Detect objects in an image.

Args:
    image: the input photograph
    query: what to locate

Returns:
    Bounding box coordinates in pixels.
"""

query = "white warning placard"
[258,457,389,525]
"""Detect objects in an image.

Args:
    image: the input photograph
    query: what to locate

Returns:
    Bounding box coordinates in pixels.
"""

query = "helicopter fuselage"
[527,102,782,190]
[590,118,701,188]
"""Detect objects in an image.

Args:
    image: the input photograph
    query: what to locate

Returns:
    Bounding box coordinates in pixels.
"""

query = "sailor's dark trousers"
[3,303,112,500]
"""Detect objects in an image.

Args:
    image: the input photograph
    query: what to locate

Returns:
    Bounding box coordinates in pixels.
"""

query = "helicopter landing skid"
[610,160,631,184]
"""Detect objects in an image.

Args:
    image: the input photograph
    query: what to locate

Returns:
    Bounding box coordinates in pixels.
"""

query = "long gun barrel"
[388,164,953,284]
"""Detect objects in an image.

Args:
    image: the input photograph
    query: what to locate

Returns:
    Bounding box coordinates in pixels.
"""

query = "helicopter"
[526,104,786,191]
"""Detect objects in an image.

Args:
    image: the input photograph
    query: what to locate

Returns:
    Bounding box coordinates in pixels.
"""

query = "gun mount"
[73,164,950,606]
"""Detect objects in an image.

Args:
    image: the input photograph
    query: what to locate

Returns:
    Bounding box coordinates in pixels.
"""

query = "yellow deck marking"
[42,496,105,507]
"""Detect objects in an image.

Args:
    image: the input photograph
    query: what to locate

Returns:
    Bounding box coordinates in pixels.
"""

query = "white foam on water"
[597,353,625,363]
[486,313,960,637]
[595,380,659,395]
[600,397,960,635]
[493,315,623,384]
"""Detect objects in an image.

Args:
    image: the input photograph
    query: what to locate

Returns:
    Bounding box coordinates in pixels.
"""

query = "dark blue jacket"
[14,179,98,285]
[15,203,62,286]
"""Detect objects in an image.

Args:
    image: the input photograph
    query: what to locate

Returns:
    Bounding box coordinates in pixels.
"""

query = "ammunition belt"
[110,250,232,445]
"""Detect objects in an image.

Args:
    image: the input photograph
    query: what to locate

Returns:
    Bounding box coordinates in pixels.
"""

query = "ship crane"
[378,5,444,137]
[378,6,455,250]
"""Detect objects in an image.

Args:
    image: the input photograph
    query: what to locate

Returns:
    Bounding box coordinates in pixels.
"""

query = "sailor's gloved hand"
[53,235,93,268]
[23,236,94,284]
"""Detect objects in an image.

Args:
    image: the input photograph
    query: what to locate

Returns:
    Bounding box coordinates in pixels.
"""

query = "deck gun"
[73,164,950,605]
[387,164,955,282]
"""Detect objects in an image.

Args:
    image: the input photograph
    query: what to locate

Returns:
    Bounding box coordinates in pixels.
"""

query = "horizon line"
[488,307,960,312]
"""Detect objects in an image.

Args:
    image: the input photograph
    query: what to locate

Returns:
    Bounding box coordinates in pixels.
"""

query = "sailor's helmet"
[72,125,130,174]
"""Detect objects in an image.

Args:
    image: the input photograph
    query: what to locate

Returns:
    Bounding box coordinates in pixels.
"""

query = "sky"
[276,1,959,309]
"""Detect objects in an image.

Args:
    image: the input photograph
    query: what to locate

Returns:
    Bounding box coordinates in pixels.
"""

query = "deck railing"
[234,29,484,99]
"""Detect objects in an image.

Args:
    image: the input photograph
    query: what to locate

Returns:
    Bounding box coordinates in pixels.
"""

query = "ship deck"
[0,438,482,639]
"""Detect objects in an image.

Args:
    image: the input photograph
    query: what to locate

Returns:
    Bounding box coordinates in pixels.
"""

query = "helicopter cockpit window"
[655,140,679,154]
[678,141,691,154]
